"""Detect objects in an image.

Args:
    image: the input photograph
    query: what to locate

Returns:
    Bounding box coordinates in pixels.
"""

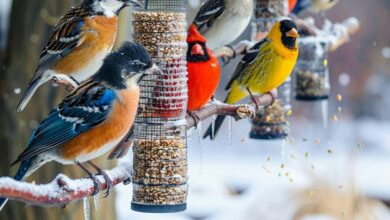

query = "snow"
[115,116,390,220]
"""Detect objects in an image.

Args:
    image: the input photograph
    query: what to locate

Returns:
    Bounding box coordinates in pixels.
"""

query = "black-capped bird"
[0,42,162,211]
[203,20,299,140]
[193,0,253,50]
[16,0,142,112]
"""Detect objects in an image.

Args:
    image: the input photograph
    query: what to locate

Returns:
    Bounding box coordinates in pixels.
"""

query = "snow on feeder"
[252,0,289,40]
[131,0,188,213]
[250,78,291,140]
[294,37,330,101]
[250,0,291,140]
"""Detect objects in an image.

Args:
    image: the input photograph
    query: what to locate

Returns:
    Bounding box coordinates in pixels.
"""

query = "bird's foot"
[220,45,236,66]
[88,161,113,198]
[247,88,260,111]
[187,111,201,128]
[236,104,256,119]
[266,89,278,105]
[52,74,79,92]
[77,162,101,196]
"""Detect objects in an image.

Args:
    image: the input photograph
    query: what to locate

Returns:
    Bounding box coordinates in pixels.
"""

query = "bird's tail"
[0,160,32,211]
[16,76,48,112]
[203,114,226,140]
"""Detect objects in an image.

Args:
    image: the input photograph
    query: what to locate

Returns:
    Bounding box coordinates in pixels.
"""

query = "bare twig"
[186,93,273,129]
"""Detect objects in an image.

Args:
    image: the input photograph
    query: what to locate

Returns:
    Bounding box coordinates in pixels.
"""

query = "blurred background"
[0,0,390,219]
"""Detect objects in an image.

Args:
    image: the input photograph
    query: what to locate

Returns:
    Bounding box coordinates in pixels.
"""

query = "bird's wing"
[12,82,116,165]
[292,0,311,14]
[31,9,89,81]
[225,39,269,90]
[193,0,226,34]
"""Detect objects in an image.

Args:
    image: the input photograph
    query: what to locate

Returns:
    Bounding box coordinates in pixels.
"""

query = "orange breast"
[60,88,140,161]
[53,16,118,74]
[187,56,221,111]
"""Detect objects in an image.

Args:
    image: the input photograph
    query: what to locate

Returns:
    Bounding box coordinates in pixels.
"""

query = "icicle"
[211,114,217,139]
[196,121,202,144]
[83,197,91,220]
[321,100,328,129]
[93,194,100,211]
[228,116,232,150]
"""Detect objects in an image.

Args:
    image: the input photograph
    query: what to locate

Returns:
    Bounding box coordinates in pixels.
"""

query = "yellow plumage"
[225,20,299,104]
[203,19,299,140]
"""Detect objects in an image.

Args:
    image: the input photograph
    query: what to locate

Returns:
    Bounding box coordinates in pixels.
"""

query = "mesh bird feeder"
[250,78,292,139]
[250,0,291,140]
[252,0,289,40]
[294,37,330,101]
[131,0,188,213]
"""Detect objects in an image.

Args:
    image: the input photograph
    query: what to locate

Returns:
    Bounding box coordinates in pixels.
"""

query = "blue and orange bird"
[16,0,142,112]
[0,42,162,210]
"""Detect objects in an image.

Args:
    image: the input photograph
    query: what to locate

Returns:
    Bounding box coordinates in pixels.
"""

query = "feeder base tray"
[295,95,329,101]
[131,202,187,213]
[249,133,288,140]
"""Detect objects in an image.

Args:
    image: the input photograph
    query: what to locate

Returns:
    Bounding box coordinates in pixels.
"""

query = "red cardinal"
[187,24,221,112]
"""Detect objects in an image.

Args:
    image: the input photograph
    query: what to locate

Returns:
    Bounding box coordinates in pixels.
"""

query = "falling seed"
[281,164,285,169]
[289,178,294,183]
[332,115,338,123]
[262,165,271,174]
[328,149,333,154]
[290,154,295,159]
[339,185,343,189]
[315,138,321,144]
[323,59,328,66]
[285,172,289,177]
[240,137,246,142]
[303,138,308,142]
[14,88,21,94]
[357,142,362,148]
[267,156,271,162]
[287,109,293,116]
[338,107,342,113]
[336,94,343,102]
[278,173,282,177]
[308,190,314,197]
[311,164,315,170]
[305,152,309,158]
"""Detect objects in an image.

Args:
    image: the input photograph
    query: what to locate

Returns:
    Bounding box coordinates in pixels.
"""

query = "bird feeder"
[252,0,289,40]
[250,78,291,139]
[250,0,291,140]
[294,37,330,101]
[131,0,188,213]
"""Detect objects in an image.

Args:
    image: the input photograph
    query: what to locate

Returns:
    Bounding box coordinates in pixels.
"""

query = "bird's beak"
[125,0,143,7]
[286,28,299,38]
[145,64,163,75]
[191,43,205,56]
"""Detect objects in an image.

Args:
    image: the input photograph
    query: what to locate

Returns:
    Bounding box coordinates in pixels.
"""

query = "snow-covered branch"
[214,17,360,60]
[0,92,273,207]
[0,163,132,207]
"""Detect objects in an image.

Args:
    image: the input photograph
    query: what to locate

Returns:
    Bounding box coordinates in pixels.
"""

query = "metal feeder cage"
[131,0,189,213]
[294,37,331,101]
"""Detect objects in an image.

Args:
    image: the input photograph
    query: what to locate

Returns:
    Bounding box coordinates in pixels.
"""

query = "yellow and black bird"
[203,19,299,139]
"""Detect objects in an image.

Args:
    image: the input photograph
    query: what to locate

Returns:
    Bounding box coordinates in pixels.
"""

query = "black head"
[187,42,210,62]
[94,42,161,89]
[280,20,299,50]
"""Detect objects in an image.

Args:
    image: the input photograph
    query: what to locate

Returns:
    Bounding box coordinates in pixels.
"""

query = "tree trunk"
[0,0,116,219]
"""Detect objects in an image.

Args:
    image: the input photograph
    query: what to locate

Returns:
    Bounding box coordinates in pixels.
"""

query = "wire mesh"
[294,38,331,101]
[252,0,289,39]
[131,1,188,213]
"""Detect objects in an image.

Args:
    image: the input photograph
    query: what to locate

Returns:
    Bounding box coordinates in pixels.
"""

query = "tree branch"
[0,162,132,206]
[0,16,360,210]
